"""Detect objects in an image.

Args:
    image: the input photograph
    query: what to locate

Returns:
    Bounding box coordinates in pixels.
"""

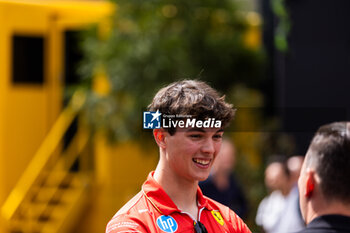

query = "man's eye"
[189,134,201,138]
[213,134,223,139]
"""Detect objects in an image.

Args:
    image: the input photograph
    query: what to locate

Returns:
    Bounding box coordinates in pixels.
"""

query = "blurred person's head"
[298,122,350,224]
[265,158,291,195]
[211,139,236,175]
[287,155,304,185]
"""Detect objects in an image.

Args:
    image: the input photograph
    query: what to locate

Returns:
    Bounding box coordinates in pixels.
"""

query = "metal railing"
[1,90,87,224]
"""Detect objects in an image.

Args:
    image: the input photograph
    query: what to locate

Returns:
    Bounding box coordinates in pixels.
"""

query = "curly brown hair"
[148,80,235,135]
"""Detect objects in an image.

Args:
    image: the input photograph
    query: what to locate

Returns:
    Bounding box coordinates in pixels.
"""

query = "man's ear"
[153,128,167,149]
[305,170,315,198]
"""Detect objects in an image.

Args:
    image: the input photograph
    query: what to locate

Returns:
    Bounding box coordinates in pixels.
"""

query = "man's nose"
[202,138,215,154]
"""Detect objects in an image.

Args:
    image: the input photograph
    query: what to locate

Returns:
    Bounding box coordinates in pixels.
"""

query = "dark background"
[262,0,350,154]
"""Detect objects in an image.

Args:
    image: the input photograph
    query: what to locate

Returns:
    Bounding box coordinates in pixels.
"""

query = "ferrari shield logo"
[211,210,224,226]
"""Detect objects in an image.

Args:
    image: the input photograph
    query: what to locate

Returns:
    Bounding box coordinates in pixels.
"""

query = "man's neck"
[306,199,350,224]
[154,164,199,219]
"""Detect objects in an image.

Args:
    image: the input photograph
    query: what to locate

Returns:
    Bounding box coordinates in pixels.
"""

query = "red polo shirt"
[106,172,251,233]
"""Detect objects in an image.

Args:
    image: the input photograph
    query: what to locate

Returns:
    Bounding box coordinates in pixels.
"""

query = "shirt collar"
[307,215,350,231]
[142,171,212,216]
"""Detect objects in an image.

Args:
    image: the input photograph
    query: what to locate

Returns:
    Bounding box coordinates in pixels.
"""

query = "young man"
[106,80,251,233]
[297,122,350,233]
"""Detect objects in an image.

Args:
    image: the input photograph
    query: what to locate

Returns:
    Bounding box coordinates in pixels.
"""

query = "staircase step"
[41,185,88,233]
[9,185,86,233]
[30,173,82,203]
[40,171,74,187]
[8,171,88,233]
[30,187,59,203]
[9,217,53,233]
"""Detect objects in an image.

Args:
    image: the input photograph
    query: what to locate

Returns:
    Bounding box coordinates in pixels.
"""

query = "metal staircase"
[1,90,91,233]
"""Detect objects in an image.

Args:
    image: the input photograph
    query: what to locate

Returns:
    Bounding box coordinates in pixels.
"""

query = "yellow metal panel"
[0,0,113,199]
[0,5,7,231]
[0,1,114,231]
[1,3,50,32]
[1,2,51,211]
[3,87,48,196]
[0,0,115,30]
[46,17,63,130]
[0,0,114,35]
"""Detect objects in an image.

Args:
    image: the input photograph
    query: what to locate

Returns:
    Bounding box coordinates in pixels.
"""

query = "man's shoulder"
[296,228,339,233]
[205,195,231,214]
[106,191,151,233]
[297,215,350,233]
[115,191,145,216]
[204,196,251,233]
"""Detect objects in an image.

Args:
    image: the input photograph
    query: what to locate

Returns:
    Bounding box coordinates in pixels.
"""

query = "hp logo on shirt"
[156,215,178,232]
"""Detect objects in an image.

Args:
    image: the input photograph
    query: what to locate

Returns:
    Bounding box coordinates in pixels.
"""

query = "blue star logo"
[143,110,162,129]
[151,110,162,122]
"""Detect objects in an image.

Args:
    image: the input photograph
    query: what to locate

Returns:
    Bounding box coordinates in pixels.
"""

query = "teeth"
[193,159,210,165]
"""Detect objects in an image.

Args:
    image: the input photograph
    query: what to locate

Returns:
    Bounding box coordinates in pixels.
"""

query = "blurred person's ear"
[153,129,167,149]
[305,170,315,198]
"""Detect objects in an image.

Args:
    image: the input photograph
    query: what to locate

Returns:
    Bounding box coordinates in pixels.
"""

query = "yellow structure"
[0,1,158,232]
[0,1,156,232]
[0,0,112,202]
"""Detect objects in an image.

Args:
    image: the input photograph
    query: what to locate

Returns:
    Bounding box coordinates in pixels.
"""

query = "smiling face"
[163,128,224,183]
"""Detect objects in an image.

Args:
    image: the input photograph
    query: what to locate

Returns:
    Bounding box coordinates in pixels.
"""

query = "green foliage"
[271,0,291,52]
[79,0,265,142]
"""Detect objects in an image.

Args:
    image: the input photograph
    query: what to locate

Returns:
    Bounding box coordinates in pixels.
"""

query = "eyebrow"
[185,128,205,133]
[186,128,224,133]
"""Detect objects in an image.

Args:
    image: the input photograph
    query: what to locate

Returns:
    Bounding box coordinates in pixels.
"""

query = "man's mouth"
[192,158,210,166]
